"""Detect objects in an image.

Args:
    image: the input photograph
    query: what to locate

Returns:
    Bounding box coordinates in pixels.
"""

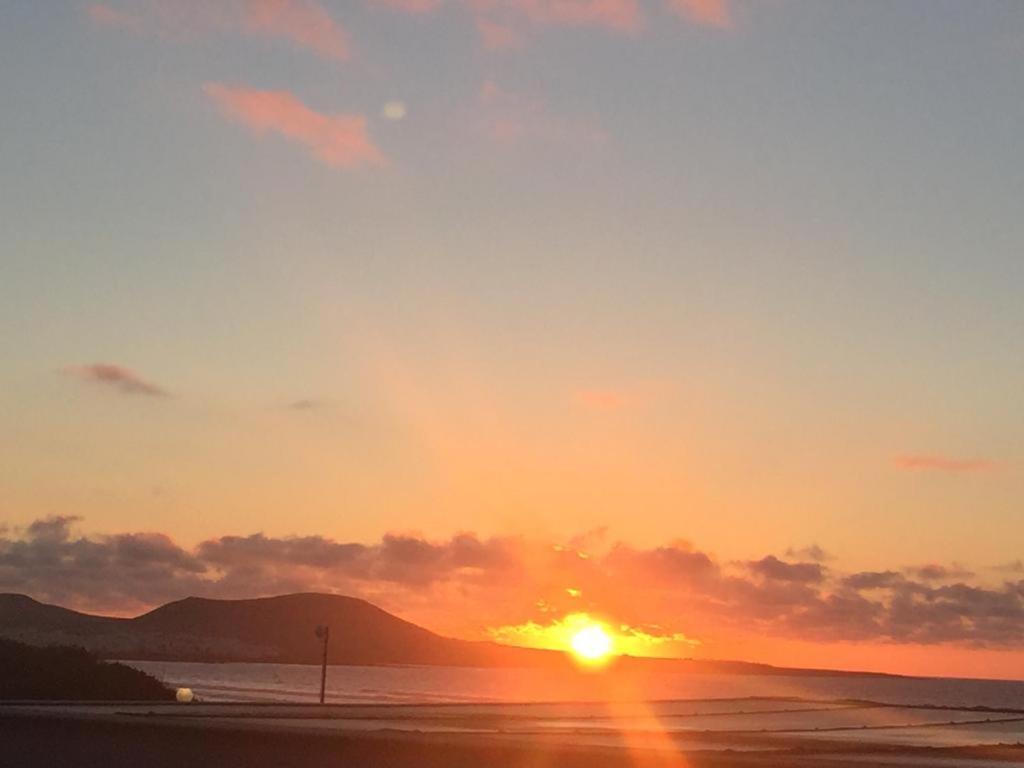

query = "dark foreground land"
[0,638,172,701]
[3,706,1023,768]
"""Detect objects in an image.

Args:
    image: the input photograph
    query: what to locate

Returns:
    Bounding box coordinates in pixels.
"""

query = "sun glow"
[570,623,613,663]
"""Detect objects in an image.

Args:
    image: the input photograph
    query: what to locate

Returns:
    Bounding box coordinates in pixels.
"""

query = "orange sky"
[2,1,1024,680]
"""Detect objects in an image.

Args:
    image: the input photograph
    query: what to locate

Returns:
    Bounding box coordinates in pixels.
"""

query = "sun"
[570,623,613,663]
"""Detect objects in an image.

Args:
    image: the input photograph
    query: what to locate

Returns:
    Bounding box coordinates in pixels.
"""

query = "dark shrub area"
[0,638,173,700]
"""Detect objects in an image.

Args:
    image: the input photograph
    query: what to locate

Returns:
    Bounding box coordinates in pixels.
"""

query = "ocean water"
[127,660,1024,711]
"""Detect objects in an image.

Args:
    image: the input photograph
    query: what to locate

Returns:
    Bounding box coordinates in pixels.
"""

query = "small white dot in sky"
[382,101,407,121]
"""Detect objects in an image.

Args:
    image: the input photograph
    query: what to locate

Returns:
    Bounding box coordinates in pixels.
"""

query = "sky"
[2,0,1024,678]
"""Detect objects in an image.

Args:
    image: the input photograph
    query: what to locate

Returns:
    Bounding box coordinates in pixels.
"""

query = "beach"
[4,700,1023,768]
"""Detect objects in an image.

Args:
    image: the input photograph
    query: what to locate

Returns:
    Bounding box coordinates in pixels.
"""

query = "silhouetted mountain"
[0,593,893,676]
[0,593,552,666]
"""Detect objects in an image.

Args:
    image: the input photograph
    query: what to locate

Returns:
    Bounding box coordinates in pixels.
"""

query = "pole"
[319,625,329,704]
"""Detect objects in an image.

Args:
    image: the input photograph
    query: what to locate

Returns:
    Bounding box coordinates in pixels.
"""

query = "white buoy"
[176,687,194,703]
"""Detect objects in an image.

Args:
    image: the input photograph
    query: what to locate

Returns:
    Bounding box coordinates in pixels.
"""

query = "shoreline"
[4,701,1024,768]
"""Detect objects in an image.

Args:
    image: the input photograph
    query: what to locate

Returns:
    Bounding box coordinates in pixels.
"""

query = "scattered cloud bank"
[62,364,169,398]
[372,0,735,46]
[86,0,735,53]
[4,516,1024,651]
[205,83,386,169]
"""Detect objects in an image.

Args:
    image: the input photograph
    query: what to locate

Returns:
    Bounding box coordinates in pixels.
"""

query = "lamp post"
[315,625,330,704]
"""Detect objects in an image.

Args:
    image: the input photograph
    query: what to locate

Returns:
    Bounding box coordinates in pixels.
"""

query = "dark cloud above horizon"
[3,516,1024,650]
[62,364,169,397]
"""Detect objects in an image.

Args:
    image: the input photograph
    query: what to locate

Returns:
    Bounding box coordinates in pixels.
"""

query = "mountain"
[0,593,892,676]
[0,593,554,667]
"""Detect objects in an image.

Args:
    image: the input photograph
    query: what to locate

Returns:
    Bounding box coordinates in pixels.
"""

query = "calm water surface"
[126,660,1024,710]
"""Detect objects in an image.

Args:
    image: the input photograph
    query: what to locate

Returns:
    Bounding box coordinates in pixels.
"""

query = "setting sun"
[570,623,613,663]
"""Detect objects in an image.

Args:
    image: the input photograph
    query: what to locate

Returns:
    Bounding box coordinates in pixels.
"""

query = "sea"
[126,660,1024,711]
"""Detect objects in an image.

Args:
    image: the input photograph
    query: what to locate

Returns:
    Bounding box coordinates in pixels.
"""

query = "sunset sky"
[2,1,1024,678]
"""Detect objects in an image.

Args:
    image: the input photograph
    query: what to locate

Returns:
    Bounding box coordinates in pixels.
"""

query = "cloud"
[62,364,169,397]
[0,517,206,614]
[243,0,351,60]
[476,17,523,50]
[84,3,141,28]
[7,517,1024,652]
[204,83,386,169]
[894,455,997,473]
[747,555,825,584]
[373,0,735,46]
[504,0,644,33]
[906,563,975,581]
[85,1,351,61]
[666,0,730,28]
[370,0,443,11]
[785,544,833,563]
[994,560,1024,574]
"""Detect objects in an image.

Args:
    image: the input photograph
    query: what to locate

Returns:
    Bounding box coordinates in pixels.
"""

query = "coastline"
[4,701,1024,768]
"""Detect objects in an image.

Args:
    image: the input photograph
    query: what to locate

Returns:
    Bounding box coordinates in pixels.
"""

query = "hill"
[0,592,555,667]
[0,637,173,700]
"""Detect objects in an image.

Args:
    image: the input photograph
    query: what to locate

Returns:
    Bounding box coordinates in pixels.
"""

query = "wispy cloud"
[476,17,523,50]
[894,455,997,473]
[62,364,169,398]
[505,0,644,33]
[372,0,733,49]
[906,563,975,581]
[994,560,1024,574]
[666,0,730,28]
[243,0,351,61]
[205,83,386,169]
[84,1,352,61]
[370,0,443,11]
[785,544,833,563]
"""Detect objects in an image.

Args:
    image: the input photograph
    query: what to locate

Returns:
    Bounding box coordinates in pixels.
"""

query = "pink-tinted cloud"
[62,364,169,397]
[383,0,643,36]
[476,17,523,49]
[894,455,997,473]
[371,0,444,11]
[243,0,351,60]
[84,1,352,61]
[205,83,386,169]
[666,0,730,28]
[505,0,643,32]
[84,3,140,28]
